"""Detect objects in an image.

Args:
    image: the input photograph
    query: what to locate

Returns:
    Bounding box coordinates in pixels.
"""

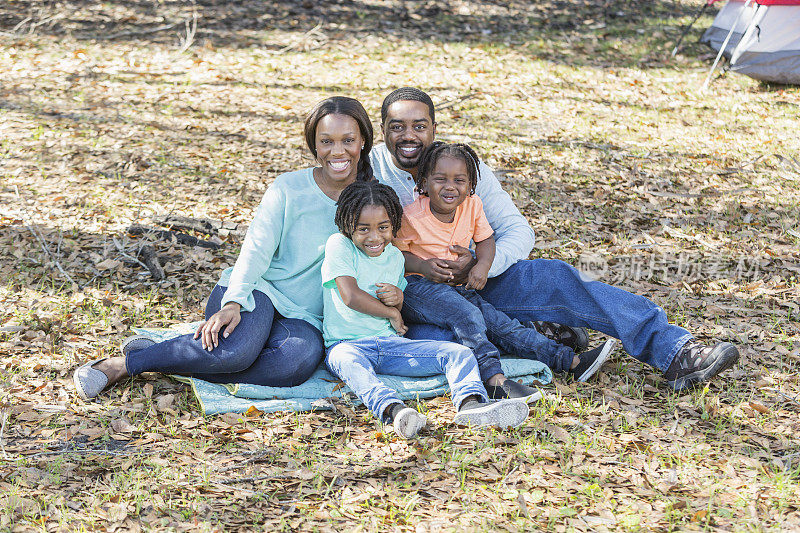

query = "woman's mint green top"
[218,167,337,330]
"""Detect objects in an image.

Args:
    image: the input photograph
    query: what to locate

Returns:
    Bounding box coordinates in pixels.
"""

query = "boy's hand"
[465,263,490,290]
[375,283,403,308]
[420,258,454,284]
[389,310,408,336]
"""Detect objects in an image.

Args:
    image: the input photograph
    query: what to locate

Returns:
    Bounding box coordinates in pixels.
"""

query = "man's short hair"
[380,87,435,125]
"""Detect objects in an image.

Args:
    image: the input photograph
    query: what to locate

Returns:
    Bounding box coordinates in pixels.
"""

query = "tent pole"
[729,4,766,66]
[701,0,754,91]
[672,2,710,57]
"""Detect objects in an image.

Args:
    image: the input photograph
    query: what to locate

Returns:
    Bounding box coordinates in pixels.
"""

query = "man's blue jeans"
[125,285,324,386]
[325,336,488,421]
[402,275,575,381]
[405,259,692,374]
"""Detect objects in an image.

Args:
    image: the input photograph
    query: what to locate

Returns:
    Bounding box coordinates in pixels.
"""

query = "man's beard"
[392,142,424,169]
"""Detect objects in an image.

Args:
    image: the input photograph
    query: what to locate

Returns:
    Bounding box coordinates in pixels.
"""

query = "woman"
[74,96,374,398]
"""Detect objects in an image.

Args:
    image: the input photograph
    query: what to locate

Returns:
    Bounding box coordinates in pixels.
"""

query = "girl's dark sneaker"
[528,321,590,353]
[568,339,617,382]
[486,379,543,403]
[664,341,739,391]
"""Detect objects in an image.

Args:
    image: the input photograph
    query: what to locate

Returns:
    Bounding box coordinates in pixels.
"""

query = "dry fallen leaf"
[748,401,770,414]
[156,394,175,411]
[111,418,136,433]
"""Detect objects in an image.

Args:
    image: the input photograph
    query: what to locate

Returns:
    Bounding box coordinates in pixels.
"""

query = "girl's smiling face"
[352,204,393,257]
[421,155,470,223]
[315,113,363,186]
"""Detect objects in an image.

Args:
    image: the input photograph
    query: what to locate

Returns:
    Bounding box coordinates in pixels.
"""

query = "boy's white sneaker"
[393,407,428,439]
[453,399,529,429]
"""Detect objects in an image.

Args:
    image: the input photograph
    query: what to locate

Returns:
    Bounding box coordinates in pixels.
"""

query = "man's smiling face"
[381,100,436,174]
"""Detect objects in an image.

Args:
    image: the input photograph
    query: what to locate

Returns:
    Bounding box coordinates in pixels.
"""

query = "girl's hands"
[442,245,478,285]
[465,264,490,290]
[194,302,242,350]
[420,258,455,284]
[389,310,408,336]
[375,283,403,308]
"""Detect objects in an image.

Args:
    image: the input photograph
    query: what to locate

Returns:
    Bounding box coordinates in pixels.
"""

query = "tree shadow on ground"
[0,0,709,69]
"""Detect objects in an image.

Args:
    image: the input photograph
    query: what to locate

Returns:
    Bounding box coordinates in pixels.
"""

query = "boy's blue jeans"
[325,336,488,421]
[125,285,324,386]
[405,259,693,378]
[402,275,575,381]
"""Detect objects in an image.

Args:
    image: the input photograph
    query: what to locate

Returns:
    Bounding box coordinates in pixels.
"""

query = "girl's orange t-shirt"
[393,195,494,265]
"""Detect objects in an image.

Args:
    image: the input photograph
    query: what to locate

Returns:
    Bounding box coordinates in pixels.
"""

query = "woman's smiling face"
[315,113,363,185]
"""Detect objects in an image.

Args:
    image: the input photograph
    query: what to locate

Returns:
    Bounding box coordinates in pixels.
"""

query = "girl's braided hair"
[335,180,404,238]
[414,141,481,196]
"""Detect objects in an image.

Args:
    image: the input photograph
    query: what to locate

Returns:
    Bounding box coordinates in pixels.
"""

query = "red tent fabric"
[709,0,800,4]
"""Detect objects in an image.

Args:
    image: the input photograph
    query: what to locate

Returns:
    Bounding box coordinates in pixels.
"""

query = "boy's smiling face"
[421,155,470,223]
[352,204,393,257]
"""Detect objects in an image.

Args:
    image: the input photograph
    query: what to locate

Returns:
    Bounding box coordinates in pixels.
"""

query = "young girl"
[322,180,529,439]
[394,142,617,394]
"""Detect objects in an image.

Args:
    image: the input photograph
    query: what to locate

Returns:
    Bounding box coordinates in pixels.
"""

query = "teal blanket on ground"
[134,323,553,416]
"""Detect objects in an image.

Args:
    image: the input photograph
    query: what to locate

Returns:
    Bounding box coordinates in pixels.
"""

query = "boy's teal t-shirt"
[321,233,408,347]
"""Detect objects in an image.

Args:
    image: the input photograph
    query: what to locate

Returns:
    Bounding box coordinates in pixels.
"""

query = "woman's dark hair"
[304,96,374,182]
[335,181,403,238]
[415,141,481,196]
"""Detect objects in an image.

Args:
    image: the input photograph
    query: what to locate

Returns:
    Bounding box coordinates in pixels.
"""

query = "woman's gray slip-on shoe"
[73,358,109,400]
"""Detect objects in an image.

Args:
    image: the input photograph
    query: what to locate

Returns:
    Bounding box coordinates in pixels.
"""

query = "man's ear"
[380,121,386,139]
[432,121,437,138]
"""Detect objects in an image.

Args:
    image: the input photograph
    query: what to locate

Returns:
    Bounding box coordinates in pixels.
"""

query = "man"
[370,87,740,399]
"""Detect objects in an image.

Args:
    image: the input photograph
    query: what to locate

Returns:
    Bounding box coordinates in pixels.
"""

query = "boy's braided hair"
[335,180,404,238]
[414,141,481,196]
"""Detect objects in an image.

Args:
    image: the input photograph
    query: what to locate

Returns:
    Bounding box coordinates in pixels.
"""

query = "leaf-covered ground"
[1,0,799,530]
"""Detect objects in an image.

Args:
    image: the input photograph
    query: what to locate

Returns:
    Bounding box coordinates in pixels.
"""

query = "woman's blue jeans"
[405,259,692,374]
[125,285,324,386]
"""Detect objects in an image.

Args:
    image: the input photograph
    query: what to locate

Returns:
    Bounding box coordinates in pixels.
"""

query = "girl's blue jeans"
[125,285,324,386]
[402,275,575,380]
[325,336,487,421]
[405,259,692,379]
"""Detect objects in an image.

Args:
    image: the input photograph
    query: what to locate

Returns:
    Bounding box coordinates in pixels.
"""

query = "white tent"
[700,0,800,85]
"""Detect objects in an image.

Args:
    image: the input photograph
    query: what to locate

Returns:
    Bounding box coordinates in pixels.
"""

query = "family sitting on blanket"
[74,89,740,434]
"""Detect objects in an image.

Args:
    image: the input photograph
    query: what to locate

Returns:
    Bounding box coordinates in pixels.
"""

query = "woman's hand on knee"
[195,302,242,350]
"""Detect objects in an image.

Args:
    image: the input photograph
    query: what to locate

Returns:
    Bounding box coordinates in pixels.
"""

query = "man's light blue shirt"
[370,143,535,277]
